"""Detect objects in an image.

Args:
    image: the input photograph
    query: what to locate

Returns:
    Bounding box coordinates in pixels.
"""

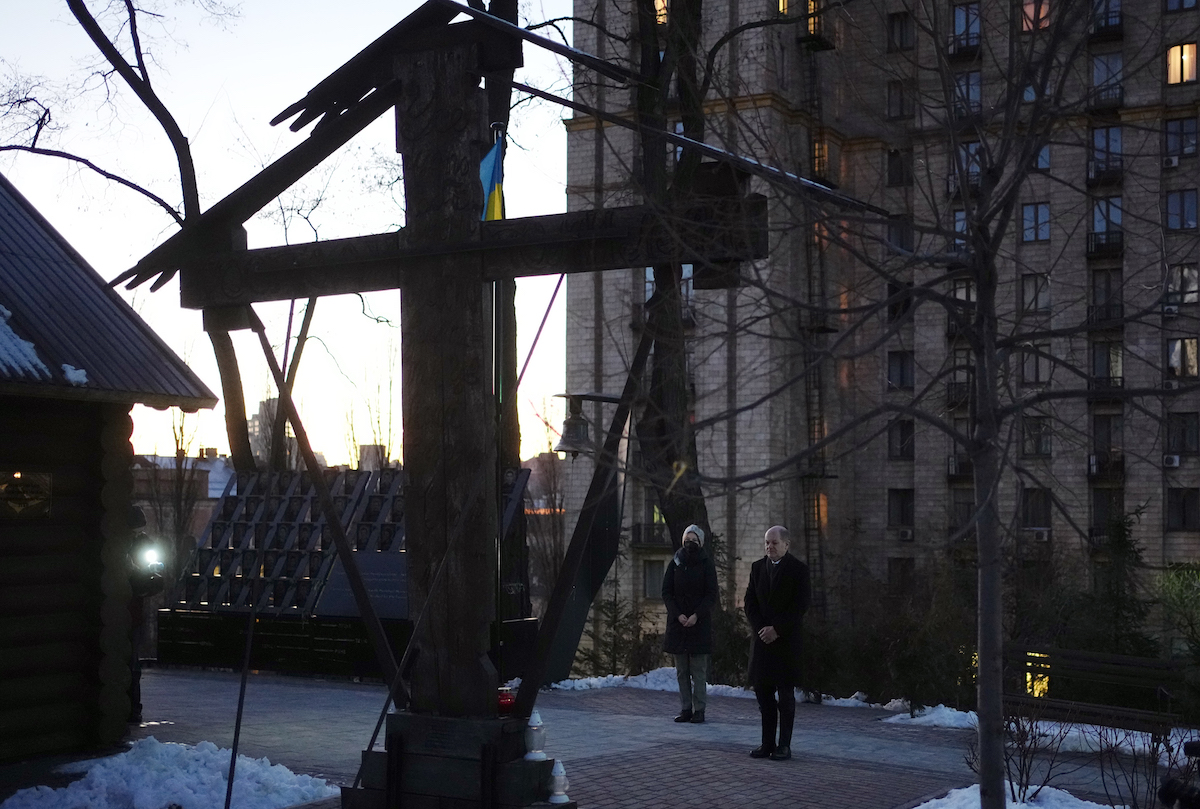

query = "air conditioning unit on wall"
[1165,379,1181,391]
[1164,303,1180,316]
[1032,529,1051,542]
[1164,155,1181,169]
[1165,454,1182,468]
[897,528,915,541]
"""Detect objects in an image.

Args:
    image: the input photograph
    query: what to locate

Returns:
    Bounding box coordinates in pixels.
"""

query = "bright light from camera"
[143,548,159,567]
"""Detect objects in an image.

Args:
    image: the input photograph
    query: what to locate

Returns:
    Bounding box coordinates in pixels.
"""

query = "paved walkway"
[1,667,1123,808]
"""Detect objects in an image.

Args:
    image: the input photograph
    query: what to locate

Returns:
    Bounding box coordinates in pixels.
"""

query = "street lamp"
[553,392,621,459]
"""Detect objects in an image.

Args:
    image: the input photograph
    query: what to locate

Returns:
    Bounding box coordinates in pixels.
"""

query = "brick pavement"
[0,668,1125,808]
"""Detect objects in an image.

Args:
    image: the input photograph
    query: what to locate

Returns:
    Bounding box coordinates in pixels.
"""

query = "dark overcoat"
[744,552,811,687]
[661,546,719,655]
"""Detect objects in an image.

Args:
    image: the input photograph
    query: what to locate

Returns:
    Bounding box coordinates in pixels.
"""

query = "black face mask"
[683,541,700,554]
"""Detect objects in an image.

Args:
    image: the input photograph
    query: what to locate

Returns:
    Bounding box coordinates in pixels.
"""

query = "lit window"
[1168,44,1198,85]
[1168,338,1200,378]
[654,0,668,25]
[0,471,52,519]
[1022,202,1050,242]
[1167,189,1198,230]
[1023,0,1050,30]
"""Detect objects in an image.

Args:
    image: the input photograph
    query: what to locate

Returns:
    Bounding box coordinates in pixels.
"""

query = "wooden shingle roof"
[0,172,217,410]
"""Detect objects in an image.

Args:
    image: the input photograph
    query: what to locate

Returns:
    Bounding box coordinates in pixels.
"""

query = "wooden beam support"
[177,198,767,309]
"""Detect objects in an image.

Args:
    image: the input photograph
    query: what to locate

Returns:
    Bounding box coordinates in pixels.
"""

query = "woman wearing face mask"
[661,523,719,723]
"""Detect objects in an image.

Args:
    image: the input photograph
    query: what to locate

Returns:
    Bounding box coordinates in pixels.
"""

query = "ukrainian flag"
[480,139,505,221]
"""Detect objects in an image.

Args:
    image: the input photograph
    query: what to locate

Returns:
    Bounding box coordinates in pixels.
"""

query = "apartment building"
[561,0,1200,629]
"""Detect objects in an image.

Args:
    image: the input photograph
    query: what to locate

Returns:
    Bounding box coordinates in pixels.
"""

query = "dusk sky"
[0,1,572,464]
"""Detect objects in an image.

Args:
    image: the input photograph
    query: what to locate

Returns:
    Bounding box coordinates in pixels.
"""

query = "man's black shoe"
[689,710,706,724]
[769,745,792,761]
[674,710,693,723]
[749,745,774,758]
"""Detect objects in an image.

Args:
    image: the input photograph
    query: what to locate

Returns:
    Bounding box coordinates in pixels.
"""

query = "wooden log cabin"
[0,172,215,761]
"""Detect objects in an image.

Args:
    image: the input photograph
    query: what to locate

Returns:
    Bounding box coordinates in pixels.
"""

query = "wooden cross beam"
[176,200,766,309]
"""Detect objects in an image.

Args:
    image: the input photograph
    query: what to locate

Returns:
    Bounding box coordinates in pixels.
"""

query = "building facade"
[561,0,1200,635]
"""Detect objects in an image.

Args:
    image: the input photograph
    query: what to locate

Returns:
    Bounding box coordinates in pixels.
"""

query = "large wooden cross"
[123,0,765,719]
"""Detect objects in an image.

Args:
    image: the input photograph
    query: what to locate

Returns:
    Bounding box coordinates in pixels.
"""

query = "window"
[888,11,915,50]
[1023,0,1050,30]
[1167,189,1198,230]
[1021,487,1052,528]
[1022,203,1050,241]
[1094,53,1123,87]
[951,346,972,383]
[952,278,977,303]
[1035,144,1051,170]
[1093,413,1123,453]
[0,471,52,519]
[1168,264,1199,304]
[1168,412,1200,454]
[654,0,668,24]
[953,209,968,248]
[888,350,915,389]
[955,71,982,115]
[643,559,664,598]
[1023,342,1052,385]
[1093,488,1124,532]
[1093,268,1121,308]
[1092,341,1123,383]
[1168,338,1200,378]
[887,80,915,119]
[887,281,913,321]
[887,217,915,252]
[950,487,975,530]
[888,419,915,459]
[956,141,983,181]
[1165,118,1198,157]
[888,488,915,526]
[1167,488,1200,531]
[887,149,913,186]
[1022,416,1052,457]
[1021,273,1050,313]
[1093,195,1122,232]
[1092,126,1122,169]
[953,3,980,43]
[1168,44,1198,85]
[1168,0,1197,10]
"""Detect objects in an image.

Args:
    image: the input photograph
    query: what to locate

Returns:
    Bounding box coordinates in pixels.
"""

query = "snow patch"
[0,303,51,381]
[913,783,1113,809]
[882,704,979,729]
[0,737,338,809]
[62,364,88,385]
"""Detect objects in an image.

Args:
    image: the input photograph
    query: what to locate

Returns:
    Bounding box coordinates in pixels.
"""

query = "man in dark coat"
[662,523,719,723]
[744,525,810,761]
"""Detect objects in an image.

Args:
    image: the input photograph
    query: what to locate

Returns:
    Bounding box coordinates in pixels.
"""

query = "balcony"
[1087,450,1125,481]
[947,454,974,481]
[946,32,981,61]
[1088,84,1124,112]
[1086,303,1124,329]
[630,522,669,549]
[1087,525,1114,549]
[798,1,836,50]
[1087,375,1124,400]
[946,380,972,409]
[1086,230,1124,259]
[1089,10,1123,41]
[946,171,982,199]
[1087,156,1124,186]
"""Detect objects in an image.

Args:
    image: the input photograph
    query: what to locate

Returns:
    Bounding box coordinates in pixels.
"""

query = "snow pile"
[915,783,1110,809]
[61,364,88,385]
[0,303,51,380]
[883,705,979,730]
[0,737,338,809]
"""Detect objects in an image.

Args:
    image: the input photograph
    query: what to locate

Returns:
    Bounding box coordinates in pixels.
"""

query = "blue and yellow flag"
[480,139,505,221]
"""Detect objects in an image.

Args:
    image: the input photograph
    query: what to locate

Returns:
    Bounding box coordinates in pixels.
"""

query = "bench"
[1003,645,1196,736]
